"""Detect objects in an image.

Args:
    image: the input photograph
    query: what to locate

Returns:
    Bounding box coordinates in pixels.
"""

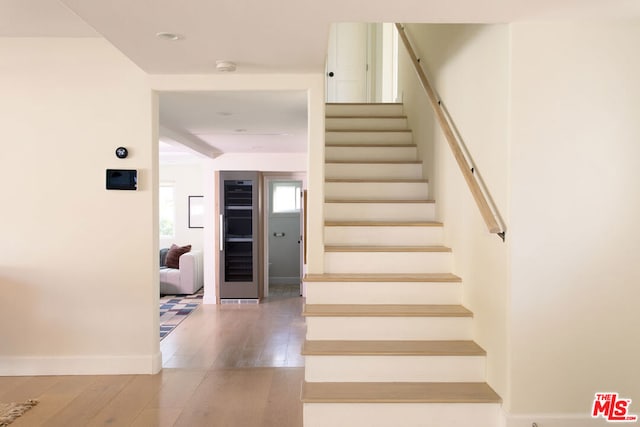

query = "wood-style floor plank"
[6,284,305,427]
[174,368,303,427]
[130,408,183,427]
[16,375,134,427]
[8,376,94,425]
[143,369,208,411]
[86,375,163,426]
[0,376,60,404]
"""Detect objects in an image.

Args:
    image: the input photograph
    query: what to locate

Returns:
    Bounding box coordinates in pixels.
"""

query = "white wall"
[0,38,158,375]
[398,22,640,422]
[508,22,640,420]
[398,24,511,403]
[0,43,325,373]
[159,162,205,251]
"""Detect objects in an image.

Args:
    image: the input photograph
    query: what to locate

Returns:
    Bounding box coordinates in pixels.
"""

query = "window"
[271,181,301,214]
[159,183,175,238]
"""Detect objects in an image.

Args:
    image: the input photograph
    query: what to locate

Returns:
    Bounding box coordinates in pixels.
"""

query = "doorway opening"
[263,174,306,298]
[326,22,399,103]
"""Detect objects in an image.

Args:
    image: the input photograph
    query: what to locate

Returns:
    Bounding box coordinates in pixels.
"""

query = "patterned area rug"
[0,399,38,427]
[160,293,203,340]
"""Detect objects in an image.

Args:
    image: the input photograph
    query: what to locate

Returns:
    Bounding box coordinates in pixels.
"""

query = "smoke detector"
[216,60,237,72]
[155,32,183,41]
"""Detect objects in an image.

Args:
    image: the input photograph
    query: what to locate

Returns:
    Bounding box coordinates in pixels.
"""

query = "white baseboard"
[506,413,614,426]
[202,293,217,304]
[0,352,163,376]
[269,276,300,285]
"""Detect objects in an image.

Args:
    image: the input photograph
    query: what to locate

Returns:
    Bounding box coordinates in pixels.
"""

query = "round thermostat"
[115,147,128,159]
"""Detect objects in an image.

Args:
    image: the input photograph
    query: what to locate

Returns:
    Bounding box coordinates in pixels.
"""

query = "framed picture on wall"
[188,196,204,228]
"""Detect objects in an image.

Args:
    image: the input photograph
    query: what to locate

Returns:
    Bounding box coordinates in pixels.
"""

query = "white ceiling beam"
[159,125,222,159]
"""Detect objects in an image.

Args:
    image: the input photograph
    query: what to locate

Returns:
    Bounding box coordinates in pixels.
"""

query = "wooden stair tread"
[302,382,501,404]
[325,221,442,227]
[325,199,435,204]
[302,340,485,356]
[303,304,472,317]
[325,245,451,252]
[327,102,403,106]
[325,144,416,148]
[326,129,411,133]
[326,115,407,119]
[303,273,461,282]
[315,105,504,413]
[326,178,428,183]
[325,160,422,164]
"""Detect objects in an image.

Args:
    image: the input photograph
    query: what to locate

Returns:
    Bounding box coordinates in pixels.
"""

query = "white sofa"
[159,249,203,295]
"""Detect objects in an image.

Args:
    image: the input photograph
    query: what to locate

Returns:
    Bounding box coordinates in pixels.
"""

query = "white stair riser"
[305,355,486,382]
[324,251,452,274]
[325,146,418,162]
[324,226,443,246]
[326,117,407,131]
[326,131,412,145]
[326,104,404,117]
[325,163,423,180]
[304,403,501,427]
[308,104,497,427]
[325,182,429,201]
[306,317,473,340]
[325,203,436,222]
[305,281,462,305]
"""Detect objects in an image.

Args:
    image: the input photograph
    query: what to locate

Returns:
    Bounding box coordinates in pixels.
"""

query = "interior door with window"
[268,181,302,294]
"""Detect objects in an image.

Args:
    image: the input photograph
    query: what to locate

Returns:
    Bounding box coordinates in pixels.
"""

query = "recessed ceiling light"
[234,128,247,133]
[156,32,183,41]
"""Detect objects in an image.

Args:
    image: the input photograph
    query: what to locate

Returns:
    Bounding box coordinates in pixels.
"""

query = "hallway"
[162,284,305,370]
[2,285,305,427]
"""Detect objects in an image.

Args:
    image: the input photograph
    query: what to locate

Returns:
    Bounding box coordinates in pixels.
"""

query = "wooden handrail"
[395,23,504,237]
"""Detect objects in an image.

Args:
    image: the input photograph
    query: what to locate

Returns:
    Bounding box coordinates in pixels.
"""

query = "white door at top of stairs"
[326,23,368,103]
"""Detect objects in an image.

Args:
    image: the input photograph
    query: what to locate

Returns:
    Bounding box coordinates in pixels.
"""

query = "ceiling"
[2,0,639,162]
[159,90,308,163]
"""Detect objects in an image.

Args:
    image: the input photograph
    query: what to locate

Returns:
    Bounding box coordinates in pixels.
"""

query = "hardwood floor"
[1,284,305,426]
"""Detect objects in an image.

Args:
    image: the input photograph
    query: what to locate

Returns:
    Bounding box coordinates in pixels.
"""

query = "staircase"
[301,103,502,426]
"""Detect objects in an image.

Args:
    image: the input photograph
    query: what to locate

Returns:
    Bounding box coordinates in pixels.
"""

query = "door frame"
[262,172,307,298]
